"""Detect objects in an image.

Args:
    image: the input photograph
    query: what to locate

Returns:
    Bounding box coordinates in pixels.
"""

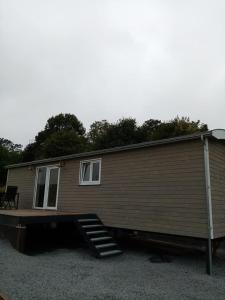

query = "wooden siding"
[7,167,36,209]
[57,140,207,238]
[7,140,208,238]
[209,140,225,238]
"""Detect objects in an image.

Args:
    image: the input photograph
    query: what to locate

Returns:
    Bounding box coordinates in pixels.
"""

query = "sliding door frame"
[33,165,60,210]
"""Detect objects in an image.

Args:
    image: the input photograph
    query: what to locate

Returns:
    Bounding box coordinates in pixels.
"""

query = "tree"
[88,120,110,146]
[0,138,22,152]
[0,139,22,187]
[42,131,87,157]
[22,113,87,161]
[149,117,208,141]
[88,118,139,150]
[108,118,138,147]
[35,113,85,145]
[22,114,208,162]
[137,119,162,142]
[22,142,37,162]
[88,116,208,150]
[45,114,85,134]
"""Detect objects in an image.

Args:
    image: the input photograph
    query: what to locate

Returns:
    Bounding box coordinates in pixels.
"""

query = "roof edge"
[211,129,225,140]
[6,129,225,169]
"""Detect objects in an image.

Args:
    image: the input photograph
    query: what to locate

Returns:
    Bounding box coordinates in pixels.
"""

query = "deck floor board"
[0,209,79,217]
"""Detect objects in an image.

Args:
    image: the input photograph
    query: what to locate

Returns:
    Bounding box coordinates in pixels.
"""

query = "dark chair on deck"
[0,186,19,209]
[0,193,5,208]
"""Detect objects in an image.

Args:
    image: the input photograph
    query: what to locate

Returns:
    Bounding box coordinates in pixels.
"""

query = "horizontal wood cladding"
[57,140,208,238]
[7,140,208,238]
[7,167,36,209]
[209,140,225,238]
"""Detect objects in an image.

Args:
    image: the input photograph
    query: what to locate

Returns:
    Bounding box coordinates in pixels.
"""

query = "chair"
[0,193,5,208]
[0,186,19,209]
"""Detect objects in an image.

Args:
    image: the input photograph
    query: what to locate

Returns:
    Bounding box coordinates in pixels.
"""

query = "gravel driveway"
[0,239,225,300]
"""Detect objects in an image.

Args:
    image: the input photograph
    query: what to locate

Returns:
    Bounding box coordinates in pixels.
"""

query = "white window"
[79,159,101,185]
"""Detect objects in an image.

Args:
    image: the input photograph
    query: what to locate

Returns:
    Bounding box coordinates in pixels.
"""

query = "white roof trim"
[211,129,225,140]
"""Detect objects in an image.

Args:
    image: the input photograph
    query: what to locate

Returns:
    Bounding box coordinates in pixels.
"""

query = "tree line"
[0,114,208,186]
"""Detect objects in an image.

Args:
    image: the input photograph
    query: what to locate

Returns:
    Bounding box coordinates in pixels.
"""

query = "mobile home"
[4,129,225,273]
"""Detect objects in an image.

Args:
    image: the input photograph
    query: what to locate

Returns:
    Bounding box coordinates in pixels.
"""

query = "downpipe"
[201,135,213,275]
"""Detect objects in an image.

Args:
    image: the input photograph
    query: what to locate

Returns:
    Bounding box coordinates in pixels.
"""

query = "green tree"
[0,138,22,152]
[88,120,110,145]
[22,114,208,162]
[42,131,87,157]
[88,116,208,150]
[23,113,87,161]
[22,142,37,162]
[137,119,162,142]
[88,118,139,150]
[108,118,138,147]
[0,139,22,187]
[35,113,85,145]
[150,117,208,141]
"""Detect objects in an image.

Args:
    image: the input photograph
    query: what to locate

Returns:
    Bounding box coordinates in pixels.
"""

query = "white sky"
[1,0,225,146]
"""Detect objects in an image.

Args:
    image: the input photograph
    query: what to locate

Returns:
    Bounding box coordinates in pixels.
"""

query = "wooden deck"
[0,209,123,259]
[0,209,80,217]
[0,209,94,226]
[0,209,96,253]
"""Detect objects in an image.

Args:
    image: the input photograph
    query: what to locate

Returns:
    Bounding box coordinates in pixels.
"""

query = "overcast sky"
[1,0,225,146]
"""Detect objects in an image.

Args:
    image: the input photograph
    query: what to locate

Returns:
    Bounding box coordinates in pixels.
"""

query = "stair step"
[82,224,103,229]
[76,214,122,259]
[78,218,99,223]
[99,249,123,257]
[95,243,117,249]
[87,230,107,235]
[91,236,112,242]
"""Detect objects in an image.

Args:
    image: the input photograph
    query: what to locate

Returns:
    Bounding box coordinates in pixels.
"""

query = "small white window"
[79,159,101,185]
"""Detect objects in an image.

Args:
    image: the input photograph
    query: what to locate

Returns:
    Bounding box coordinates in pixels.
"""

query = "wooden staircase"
[76,215,123,258]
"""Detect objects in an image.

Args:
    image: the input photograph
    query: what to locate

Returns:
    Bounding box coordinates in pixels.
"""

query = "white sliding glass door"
[34,166,60,209]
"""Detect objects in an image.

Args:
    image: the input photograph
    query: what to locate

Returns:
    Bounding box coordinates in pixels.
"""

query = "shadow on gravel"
[118,235,206,265]
[149,253,173,263]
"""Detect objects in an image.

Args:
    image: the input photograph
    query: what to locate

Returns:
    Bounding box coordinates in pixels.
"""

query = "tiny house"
[4,129,225,273]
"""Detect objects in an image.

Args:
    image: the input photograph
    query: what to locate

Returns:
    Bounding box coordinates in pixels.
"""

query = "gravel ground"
[0,239,225,300]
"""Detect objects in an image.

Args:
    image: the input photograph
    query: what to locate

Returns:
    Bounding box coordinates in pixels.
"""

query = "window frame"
[79,158,101,185]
